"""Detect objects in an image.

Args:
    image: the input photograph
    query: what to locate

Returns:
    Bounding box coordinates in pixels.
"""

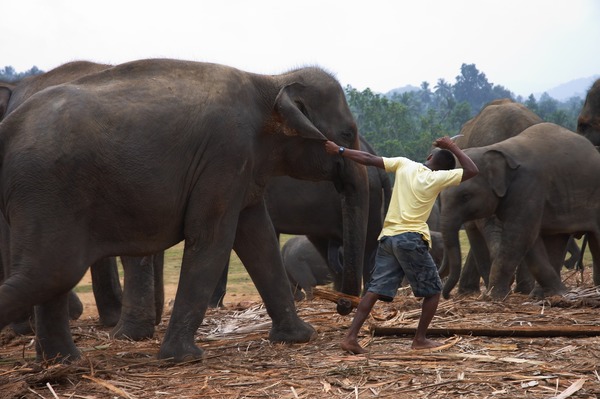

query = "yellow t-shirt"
[380,157,463,246]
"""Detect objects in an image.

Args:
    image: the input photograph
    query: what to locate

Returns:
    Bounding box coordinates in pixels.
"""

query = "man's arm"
[433,136,479,181]
[324,141,385,169]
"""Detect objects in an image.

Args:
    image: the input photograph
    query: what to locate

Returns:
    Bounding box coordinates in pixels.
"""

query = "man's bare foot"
[411,337,443,350]
[341,338,367,354]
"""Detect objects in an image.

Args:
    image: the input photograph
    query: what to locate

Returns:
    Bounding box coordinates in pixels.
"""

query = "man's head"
[425,148,456,171]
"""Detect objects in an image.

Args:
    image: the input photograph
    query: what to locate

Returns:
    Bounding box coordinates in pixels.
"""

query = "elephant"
[441,98,544,295]
[0,61,132,330]
[2,61,379,341]
[440,122,600,300]
[577,78,600,148]
[0,58,369,363]
[0,62,165,339]
[281,235,333,301]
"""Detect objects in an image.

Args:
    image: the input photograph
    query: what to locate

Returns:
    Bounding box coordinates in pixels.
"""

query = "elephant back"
[458,98,542,149]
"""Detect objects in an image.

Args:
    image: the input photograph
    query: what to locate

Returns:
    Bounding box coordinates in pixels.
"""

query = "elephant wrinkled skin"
[0,61,135,336]
[440,123,600,300]
[0,59,369,362]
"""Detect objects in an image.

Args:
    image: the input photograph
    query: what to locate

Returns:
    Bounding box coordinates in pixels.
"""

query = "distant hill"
[385,85,420,97]
[534,75,599,101]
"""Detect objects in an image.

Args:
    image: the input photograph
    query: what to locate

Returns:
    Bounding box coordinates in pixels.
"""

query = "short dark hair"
[432,149,456,170]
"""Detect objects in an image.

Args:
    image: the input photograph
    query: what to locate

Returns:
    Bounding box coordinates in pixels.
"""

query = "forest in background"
[1,63,588,161]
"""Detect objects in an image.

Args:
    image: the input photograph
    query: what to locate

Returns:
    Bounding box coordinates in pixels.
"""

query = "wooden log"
[371,324,600,338]
[312,287,361,307]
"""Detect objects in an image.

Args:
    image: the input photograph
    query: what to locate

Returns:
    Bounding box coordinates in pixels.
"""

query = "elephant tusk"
[450,134,464,141]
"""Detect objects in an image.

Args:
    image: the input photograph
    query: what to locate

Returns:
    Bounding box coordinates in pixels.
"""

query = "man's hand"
[432,136,458,150]
[324,140,341,155]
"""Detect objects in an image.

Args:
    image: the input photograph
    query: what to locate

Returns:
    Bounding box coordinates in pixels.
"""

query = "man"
[324,136,478,354]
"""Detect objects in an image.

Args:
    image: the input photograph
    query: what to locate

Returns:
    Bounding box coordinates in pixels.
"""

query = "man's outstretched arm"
[324,141,385,169]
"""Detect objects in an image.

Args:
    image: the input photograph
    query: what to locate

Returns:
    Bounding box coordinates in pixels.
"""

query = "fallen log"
[312,287,361,307]
[371,324,600,338]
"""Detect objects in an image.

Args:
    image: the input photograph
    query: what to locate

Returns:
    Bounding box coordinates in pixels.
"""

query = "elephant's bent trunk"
[441,224,462,299]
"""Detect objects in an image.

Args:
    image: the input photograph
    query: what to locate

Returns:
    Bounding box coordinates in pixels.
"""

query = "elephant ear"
[0,86,12,120]
[482,149,520,197]
[273,83,327,141]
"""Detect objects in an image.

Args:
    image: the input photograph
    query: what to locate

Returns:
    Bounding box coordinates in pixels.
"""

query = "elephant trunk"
[339,160,369,296]
[440,219,463,299]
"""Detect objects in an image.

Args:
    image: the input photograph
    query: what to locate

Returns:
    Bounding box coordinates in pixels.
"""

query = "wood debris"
[1,273,600,398]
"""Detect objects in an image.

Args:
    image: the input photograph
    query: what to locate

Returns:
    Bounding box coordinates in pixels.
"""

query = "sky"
[2,0,599,97]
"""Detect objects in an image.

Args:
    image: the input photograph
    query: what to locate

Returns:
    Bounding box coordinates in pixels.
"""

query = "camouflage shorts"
[366,232,442,300]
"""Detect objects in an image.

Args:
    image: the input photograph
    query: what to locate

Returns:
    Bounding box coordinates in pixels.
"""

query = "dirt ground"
[1,269,600,398]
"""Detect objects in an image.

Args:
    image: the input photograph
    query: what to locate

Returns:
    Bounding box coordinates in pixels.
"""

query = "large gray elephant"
[443,99,543,295]
[577,78,600,147]
[0,59,369,363]
[0,62,132,328]
[440,122,600,300]
[0,61,377,341]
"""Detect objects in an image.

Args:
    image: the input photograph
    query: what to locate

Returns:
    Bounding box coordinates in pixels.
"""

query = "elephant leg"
[158,200,241,362]
[9,289,82,336]
[563,235,581,270]
[209,260,228,308]
[486,229,532,300]
[153,252,165,324]
[587,233,600,286]
[514,262,534,295]
[526,236,567,298]
[457,250,481,295]
[35,292,80,362]
[234,203,316,344]
[111,255,157,340]
[91,257,122,327]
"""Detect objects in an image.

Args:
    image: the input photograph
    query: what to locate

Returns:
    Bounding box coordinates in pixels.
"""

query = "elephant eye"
[340,128,355,142]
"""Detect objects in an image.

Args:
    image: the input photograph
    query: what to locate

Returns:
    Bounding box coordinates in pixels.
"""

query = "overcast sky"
[2,0,599,97]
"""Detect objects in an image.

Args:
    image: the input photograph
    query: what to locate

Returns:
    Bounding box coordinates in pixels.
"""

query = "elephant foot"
[269,318,316,343]
[158,340,204,363]
[111,319,155,341]
[98,308,122,328]
[35,337,81,363]
[481,285,512,301]
[457,286,481,297]
[292,288,306,302]
[528,284,567,299]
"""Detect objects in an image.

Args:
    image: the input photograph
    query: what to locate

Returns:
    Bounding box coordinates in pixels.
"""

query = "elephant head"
[269,71,369,296]
[439,148,520,298]
[577,79,600,148]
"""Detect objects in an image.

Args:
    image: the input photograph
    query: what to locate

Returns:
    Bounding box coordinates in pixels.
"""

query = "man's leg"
[412,292,442,349]
[341,291,380,354]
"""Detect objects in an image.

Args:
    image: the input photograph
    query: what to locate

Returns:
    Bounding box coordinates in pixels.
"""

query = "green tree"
[453,63,493,114]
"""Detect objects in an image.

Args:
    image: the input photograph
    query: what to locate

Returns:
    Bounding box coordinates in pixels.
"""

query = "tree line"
[346,63,585,160]
[1,63,585,161]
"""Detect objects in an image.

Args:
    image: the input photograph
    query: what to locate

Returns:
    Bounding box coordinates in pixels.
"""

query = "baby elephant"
[282,236,333,300]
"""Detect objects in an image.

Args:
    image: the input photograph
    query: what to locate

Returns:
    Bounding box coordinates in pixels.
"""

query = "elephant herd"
[0,59,598,364]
